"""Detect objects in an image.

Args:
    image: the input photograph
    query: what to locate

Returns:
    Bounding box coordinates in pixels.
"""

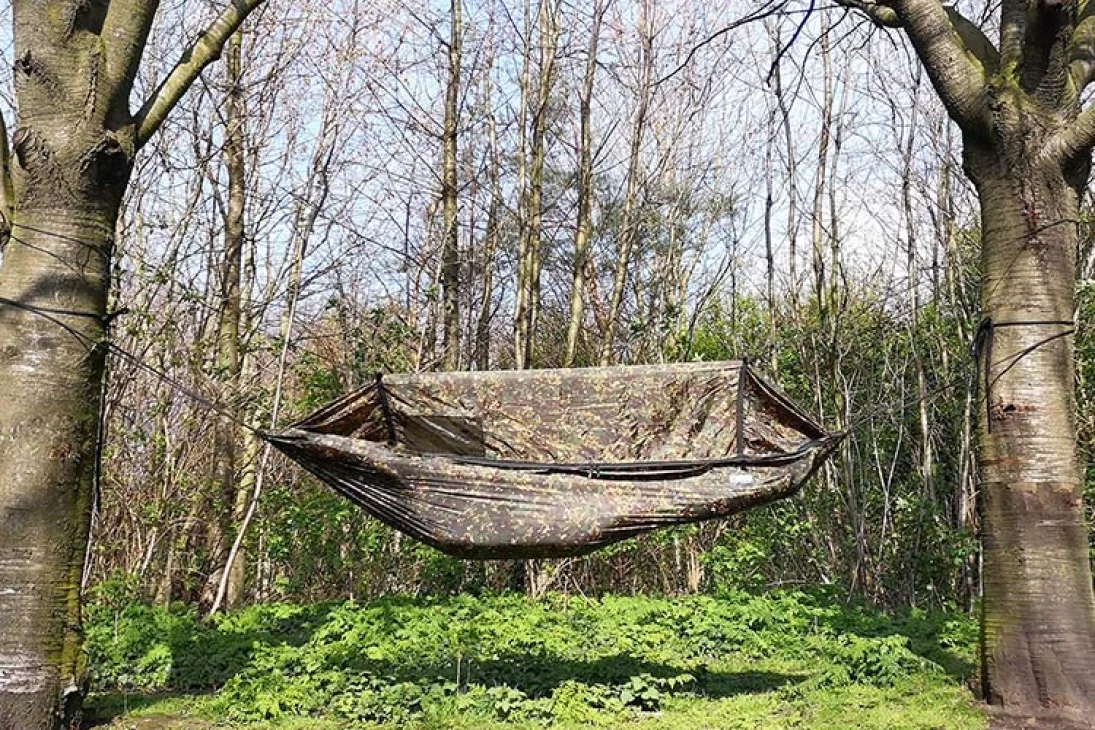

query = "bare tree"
[207,29,248,610]
[563,0,608,367]
[474,7,503,371]
[441,0,463,370]
[599,0,655,365]
[514,0,561,369]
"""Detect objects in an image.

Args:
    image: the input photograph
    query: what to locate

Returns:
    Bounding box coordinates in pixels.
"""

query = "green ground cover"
[84,590,986,729]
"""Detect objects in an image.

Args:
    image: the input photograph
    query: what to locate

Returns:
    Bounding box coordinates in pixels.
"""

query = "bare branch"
[134,0,266,146]
[653,1,791,87]
[767,0,818,85]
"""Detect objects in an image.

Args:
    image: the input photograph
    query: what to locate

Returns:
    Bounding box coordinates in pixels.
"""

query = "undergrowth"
[85,589,984,729]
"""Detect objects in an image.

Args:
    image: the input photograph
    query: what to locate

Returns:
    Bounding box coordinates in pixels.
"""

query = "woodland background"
[74,0,1095,614]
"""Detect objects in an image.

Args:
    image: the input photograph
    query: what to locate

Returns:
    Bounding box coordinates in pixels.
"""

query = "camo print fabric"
[263,361,840,559]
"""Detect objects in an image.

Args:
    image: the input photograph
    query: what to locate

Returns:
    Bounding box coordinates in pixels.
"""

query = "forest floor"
[82,590,987,729]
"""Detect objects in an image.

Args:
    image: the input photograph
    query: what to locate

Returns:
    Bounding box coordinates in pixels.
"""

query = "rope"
[103,341,261,436]
[0,295,261,436]
[972,317,1074,433]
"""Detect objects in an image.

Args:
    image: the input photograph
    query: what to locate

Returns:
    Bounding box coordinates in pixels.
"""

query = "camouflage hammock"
[262,360,840,559]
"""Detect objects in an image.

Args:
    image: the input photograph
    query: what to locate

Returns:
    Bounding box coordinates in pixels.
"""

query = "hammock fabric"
[263,360,840,559]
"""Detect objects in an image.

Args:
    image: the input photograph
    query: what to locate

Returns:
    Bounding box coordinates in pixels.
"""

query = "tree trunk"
[473,28,500,372]
[0,179,130,729]
[514,0,558,370]
[512,0,533,369]
[207,30,247,611]
[967,140,1095,716]
[0,0,260,723]
[0,16,137,717]
[810,13,831,317]
[767,21,798,307]
[598,0,652,366]
[474,116,500,371]
[563,0,604,367]
[441,0,462,371]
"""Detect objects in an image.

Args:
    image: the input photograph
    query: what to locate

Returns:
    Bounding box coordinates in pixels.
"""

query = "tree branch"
[134,0,266,146]
[1050,98,1095,160]
[101,0,161,114]
[1069,1,1095,97]
[653,0,791,87]
[1000,0,1027,69]
[889,0,990,130]
[1018,0,1078,107]
[832,0,900,27]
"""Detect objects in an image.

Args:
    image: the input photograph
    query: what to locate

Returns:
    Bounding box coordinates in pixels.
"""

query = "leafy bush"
[86,590,977,725]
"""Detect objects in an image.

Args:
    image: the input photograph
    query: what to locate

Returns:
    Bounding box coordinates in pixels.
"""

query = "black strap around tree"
[973,317,1075,433]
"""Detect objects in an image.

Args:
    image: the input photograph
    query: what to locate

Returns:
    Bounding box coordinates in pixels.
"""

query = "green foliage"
[1073,280,1095,552]
[86,591,981,728]
[671,285,982,607]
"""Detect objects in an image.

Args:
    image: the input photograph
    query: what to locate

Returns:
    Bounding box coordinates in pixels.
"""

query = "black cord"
[972,317,1074,433]
[105,342,262,436]
[0,295,261,436]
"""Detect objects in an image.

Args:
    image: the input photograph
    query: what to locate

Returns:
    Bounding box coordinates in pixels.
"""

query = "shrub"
[85,590,976,725]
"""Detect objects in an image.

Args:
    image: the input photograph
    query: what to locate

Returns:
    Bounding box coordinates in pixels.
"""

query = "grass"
[83,590,986,729]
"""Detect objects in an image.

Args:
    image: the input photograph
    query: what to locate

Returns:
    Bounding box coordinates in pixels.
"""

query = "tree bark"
[0,73,133,720]
[0,202,124,730]
[966,135,1095,717]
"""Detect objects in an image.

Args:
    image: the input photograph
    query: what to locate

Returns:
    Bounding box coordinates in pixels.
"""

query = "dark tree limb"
[1019,0,1079,107]
[654,1,790,86]
[1000,0,1027,68]
[0,109,13,227]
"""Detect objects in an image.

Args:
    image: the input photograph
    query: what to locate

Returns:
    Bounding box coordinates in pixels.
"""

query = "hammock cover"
[263,360,840,559]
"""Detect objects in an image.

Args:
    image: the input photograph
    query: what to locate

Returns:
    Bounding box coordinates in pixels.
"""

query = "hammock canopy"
[263,360,840,559]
